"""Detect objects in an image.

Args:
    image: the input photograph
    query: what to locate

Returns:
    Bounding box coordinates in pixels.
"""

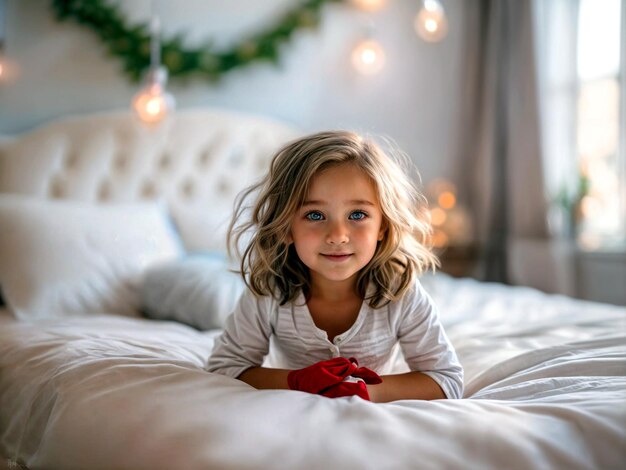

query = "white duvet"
[1,275,625,470]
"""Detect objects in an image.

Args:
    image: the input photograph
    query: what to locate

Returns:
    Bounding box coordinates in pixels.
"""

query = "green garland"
[51,0,346,83]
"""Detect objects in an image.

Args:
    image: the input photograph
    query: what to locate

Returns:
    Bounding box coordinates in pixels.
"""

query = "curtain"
[456,0,572,292]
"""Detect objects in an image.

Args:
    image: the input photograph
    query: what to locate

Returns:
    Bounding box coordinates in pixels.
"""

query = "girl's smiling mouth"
[321,253,353,261]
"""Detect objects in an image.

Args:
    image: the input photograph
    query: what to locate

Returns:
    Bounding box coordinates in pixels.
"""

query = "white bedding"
[3,107,622,470]
[1,275,624,470]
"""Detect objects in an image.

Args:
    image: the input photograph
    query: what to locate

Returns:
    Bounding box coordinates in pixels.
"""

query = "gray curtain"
[457,0,550,285]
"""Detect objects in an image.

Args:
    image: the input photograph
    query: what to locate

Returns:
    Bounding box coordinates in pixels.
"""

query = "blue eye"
[305,211,324,221]
[349,210,367,220]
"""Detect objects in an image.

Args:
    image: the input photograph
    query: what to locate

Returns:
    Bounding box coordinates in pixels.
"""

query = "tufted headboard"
[0,108,300,251]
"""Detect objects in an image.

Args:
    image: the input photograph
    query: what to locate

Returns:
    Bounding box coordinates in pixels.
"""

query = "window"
[576,0,624,249]
[535,0,624,250]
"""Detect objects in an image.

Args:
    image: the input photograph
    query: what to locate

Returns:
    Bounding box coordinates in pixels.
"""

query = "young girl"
[207,131,463,402]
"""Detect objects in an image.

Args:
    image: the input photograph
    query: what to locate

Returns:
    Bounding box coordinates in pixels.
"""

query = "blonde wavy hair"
[228,130,438,308]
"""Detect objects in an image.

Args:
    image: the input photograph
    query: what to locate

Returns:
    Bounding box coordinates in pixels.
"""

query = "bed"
[0,109,624,470]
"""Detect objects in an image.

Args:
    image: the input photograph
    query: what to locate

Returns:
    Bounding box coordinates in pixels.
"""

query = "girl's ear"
[286,232,293,245]
[377,220,387,241]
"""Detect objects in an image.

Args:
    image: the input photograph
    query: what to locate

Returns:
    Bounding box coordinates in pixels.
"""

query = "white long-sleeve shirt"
[206,280,464,399]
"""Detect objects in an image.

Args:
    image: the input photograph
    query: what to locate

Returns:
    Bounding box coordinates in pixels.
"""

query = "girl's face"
[288,164,386,290]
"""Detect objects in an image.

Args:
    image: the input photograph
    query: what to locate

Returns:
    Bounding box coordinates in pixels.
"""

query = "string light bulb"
[415,0,448,43]
[427,178,473,248]
[131,12,175,125]
[351,38,385,75]
[132,66,175,124]
[350,0,387,12]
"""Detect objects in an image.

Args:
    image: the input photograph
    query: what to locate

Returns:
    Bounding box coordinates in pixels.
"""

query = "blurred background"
[0,0,624,304]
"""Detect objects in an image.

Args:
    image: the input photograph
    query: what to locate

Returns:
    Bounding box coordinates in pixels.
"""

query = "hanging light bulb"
[351,38,385,75]
[132,12,175,125]
[132,66,175,124]
[350,0,387,12]
[415,0,448,43]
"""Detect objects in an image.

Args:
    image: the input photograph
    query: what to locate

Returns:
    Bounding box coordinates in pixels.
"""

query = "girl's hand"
[287,357,382,400]
[238,358,386,401]
[287,357,357,394]
[322,376,370,400]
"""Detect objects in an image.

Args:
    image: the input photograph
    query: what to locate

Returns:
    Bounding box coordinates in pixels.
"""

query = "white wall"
[0,0,468,186]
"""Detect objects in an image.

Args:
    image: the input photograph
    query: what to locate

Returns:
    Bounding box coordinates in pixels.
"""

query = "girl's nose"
[326,220,349,244]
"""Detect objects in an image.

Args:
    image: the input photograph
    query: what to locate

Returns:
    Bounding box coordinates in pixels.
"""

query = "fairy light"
[131,8,175,125]
[351,38,385,75]
[430,207,447,226]
[414,0,448,43]
[438,191,456,209]
[131,69,175,124]
[351,0,387,12]
[427,178,473,249]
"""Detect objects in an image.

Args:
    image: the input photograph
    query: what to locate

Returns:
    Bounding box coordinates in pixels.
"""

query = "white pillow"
[142,253,245,330]
[173,206,232,253]
[0,195,184,320]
